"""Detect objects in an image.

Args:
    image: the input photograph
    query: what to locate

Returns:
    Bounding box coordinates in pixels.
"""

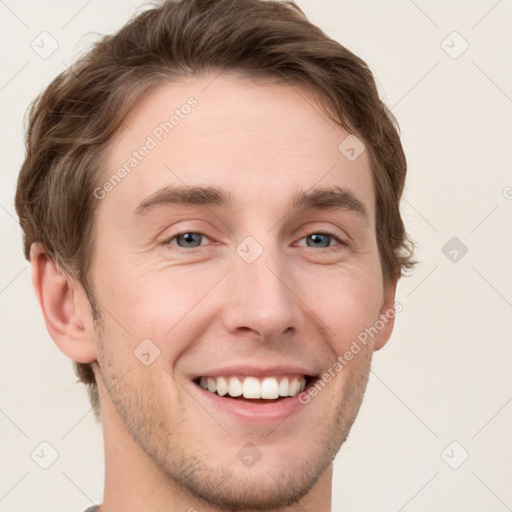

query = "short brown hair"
[15,0,415,420]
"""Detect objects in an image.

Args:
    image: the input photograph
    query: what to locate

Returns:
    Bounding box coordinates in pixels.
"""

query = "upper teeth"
[199,376,306,399]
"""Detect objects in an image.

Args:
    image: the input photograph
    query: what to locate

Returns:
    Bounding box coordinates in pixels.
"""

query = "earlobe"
[373,277,399,351]
[30,243,96,363]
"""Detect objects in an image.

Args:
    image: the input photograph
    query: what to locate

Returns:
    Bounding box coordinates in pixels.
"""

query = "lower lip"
[192,383,309,422]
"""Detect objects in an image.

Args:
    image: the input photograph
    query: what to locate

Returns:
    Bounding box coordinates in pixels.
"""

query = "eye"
[296,231,345,249]
[164,232,211,248]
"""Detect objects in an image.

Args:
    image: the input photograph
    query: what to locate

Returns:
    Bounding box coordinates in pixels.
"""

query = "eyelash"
[161,230,347,251]
[297,229,347,250]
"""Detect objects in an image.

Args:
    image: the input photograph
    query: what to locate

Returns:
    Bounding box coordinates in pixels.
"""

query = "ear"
[30,243,97,363]
[373,277,400,351]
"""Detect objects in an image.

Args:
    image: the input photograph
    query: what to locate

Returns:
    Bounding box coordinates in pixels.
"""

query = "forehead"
[100,73,375,221]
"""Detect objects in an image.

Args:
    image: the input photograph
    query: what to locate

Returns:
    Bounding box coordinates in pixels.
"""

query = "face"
[89,73,396,510]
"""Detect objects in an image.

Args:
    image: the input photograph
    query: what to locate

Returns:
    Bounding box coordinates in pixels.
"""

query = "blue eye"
[168,232,208,248]
[162,231,345,251]
[306,233,334,248]
[298,232,344,249]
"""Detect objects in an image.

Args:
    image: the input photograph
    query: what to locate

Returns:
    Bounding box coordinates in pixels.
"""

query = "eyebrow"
[134,184,369,223]
[134,185,235,215]
[288,186,369,223]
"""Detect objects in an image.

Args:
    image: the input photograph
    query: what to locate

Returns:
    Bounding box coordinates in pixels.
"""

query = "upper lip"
[190,364,319,380]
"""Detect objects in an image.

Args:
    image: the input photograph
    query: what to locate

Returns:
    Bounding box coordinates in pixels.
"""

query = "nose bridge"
[223,240,300,340]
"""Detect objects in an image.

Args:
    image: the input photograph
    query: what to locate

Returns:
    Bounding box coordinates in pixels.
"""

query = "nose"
[220,246,302,342]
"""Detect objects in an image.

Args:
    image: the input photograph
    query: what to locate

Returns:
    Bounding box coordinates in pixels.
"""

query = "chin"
[173,457,326,511]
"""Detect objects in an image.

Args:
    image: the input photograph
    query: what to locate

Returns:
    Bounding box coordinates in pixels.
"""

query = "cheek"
[299,265,383,352]
[94,263,224,348]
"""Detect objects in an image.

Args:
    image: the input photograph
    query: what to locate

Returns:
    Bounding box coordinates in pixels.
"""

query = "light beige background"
[1,1,511,511]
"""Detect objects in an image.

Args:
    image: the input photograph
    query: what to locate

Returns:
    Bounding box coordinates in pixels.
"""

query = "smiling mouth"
[193,375,315,401]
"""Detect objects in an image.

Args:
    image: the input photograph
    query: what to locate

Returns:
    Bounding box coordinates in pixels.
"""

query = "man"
[15,0,415,510]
